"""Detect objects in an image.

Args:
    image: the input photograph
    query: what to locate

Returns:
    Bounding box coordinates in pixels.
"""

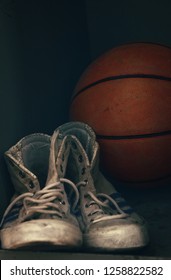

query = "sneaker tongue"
[45,130,60,185]
[56,122,98,193]
[45,130,69,186]
[57,121,96,163]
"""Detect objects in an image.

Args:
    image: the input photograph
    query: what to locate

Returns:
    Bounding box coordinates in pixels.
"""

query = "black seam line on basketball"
[72,74,171,101]
[96,130,171,140]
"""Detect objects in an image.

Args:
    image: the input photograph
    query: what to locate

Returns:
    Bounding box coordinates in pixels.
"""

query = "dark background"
[0,0,90,214]
[0,0,171,258]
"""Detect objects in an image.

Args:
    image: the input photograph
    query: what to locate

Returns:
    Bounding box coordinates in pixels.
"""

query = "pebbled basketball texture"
[70,42,171,184]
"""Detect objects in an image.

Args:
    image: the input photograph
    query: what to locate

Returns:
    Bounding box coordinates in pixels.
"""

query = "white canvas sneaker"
[57,121,149,251]
[0,131,82,250]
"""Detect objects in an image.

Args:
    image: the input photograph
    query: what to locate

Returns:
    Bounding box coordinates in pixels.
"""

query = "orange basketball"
[70,42,171,184]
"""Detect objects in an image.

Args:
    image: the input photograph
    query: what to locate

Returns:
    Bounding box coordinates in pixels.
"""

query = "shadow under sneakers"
[57,122,149,252]
[0,131,82,250]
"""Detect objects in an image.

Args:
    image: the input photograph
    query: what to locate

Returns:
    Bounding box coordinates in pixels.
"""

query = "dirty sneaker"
[57,121,149,252]
[0,131,82,250]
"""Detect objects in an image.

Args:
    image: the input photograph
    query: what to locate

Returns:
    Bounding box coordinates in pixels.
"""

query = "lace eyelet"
[19,170,26,178]
[57,198,65,205]
[29,181,34,189]
[87,212,92,216]
[78,155,83,162]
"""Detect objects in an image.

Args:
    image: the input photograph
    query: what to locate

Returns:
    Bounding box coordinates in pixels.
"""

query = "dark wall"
[0,0,90,216]
[17,0,91,134]
[85,0,171,59]
[0,0,25,215]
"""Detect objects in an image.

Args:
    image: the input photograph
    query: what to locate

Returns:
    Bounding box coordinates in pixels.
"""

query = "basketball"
[70,43,171,184]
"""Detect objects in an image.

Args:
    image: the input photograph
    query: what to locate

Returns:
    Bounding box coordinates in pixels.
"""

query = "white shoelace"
[1,179,129,228]
[77,181,129,222]
[1,178,79,227]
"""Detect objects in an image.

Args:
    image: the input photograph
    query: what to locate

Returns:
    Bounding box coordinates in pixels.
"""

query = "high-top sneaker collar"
[5,132,71,192]
[5,133,51,194]
[57,122,97,163]
[57,122,114,195]
[57,121,100,187]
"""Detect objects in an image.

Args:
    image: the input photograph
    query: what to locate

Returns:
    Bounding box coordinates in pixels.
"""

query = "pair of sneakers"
[0,122,149,251]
